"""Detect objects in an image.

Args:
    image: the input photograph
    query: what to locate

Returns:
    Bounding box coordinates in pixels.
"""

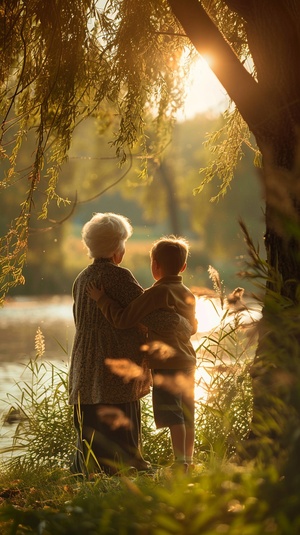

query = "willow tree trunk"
[168,0,300,459]
[168,0,300,297]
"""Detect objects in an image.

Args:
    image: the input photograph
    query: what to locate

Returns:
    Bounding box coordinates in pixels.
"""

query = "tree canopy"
[1,0,189,299]
[1,0,300,304]
[169,0,300,303]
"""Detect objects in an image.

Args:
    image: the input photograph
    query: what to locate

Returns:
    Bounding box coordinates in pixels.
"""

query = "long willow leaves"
[0,0,190,302]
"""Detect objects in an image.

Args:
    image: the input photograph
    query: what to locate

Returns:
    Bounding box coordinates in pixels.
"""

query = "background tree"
[0,111,263,294]
[167,0,300,461]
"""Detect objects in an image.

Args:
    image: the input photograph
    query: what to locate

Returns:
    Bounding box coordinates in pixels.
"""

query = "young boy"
[87,236,197,472]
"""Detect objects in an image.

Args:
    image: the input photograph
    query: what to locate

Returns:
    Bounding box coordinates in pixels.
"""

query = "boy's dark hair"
[150,236,189,275]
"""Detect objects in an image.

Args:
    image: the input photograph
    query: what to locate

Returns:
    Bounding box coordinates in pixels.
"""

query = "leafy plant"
[193,307,257,459]
[0,328,75,470]
[1,458,300,535]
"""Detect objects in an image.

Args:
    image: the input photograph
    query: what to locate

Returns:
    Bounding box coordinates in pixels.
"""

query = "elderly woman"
[69,212,190,476]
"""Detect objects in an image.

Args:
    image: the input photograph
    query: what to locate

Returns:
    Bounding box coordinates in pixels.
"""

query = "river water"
[0,295,75,362]
[0,296,75,454]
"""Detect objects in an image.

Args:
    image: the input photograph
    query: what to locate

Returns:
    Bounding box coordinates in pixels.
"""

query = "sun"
[178,56,229,120]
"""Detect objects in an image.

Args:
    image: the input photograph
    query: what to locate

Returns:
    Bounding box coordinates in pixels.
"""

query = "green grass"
[0,458,299,534]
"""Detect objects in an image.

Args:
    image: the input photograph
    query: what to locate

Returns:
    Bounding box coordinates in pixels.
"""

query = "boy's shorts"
[152,368,195,429]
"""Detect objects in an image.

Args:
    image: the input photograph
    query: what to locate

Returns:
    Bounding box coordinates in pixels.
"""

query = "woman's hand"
[86,281,105,302]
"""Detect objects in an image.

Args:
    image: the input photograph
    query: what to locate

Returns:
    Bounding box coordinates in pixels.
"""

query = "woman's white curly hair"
[81,212,133,259]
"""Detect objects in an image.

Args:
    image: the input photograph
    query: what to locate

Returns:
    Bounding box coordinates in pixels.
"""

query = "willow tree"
[2,0,300,299]
[0,0,188,298]
[167,0,300,462]
[1,0,300,462]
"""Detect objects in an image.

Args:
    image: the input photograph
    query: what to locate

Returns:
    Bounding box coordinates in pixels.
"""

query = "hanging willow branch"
[0,0,191,302]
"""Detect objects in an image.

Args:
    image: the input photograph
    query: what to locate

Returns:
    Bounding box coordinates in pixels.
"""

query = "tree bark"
[168,0,300,458]
[168,0,300,300]
[168,0,266,133]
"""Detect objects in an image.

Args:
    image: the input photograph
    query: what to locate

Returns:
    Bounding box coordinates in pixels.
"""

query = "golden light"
[105,358,144,382]
[195,296,223,333]
[178,55,229,120]
[201,53,214,69]
[192,296,262,403]
[96,406,133,430]
[194,364,213,403]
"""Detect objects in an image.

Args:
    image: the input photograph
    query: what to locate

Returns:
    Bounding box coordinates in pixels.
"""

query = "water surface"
[0,296,74,453]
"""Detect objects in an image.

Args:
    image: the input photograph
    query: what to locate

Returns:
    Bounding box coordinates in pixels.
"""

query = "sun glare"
[192,296,262,402]
[195,296,223,333]
[192,296,225,401]
[178,55,229,120]
[201,53,214,68]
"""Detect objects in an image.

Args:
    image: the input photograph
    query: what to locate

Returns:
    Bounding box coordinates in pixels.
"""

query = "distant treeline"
[2,113,264,297]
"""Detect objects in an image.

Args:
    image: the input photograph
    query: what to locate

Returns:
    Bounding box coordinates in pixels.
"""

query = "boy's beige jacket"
[97,275,197,370]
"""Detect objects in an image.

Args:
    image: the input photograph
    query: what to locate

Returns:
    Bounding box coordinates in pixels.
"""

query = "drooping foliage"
[0,0,192,301]
[2,0,300,307]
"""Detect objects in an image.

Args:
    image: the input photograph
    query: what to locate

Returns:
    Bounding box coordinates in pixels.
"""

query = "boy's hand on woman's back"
[86,281,105,302]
